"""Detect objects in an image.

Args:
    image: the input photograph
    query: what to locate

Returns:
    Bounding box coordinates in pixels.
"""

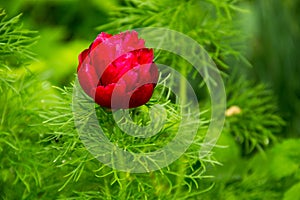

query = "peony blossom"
[77,31,158,109]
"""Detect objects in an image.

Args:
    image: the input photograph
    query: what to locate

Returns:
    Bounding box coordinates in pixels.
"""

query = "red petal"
[77,63,99,98]
[99,63,117,86]
[121,31,145,52]
[95,83,128,109]
[77,49,90,72]
[94,84,114,108]
[90,32,112,50]
[137,48,154,64]
[129,84,154,108]
[149,63,159,84]
[121,70,138,92]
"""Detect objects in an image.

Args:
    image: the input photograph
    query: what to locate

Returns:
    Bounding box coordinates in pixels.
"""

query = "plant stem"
[179,62,187,106]
[174,61,188,197]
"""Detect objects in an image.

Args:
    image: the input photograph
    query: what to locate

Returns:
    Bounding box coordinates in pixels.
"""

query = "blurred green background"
[0,0,299,199]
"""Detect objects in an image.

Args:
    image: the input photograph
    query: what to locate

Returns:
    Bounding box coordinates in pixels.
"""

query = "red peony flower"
[77,31,158,109]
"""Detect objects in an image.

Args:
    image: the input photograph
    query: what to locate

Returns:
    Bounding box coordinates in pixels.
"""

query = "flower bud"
[77,31,158,109]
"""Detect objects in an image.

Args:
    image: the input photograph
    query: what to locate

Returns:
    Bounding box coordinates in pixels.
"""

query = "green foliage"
[0,10,57,199]
[200,138,300,200]
[224,75,285,154]
[0,67,57,199]
[284,182,300,200]
[38,77,213,199]
[0,0,117,41]
[0,9,37,68]
[29,29,88,86]
[245,0,300,136]
[98,0,250,72]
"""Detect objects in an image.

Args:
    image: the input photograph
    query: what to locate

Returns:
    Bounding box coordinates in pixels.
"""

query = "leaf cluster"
[0,9,37,68]
[0,67,57,199]
[224,75,285,155]
[38,75,213,199]
[200,138,300,200]
[98,0,250,72]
